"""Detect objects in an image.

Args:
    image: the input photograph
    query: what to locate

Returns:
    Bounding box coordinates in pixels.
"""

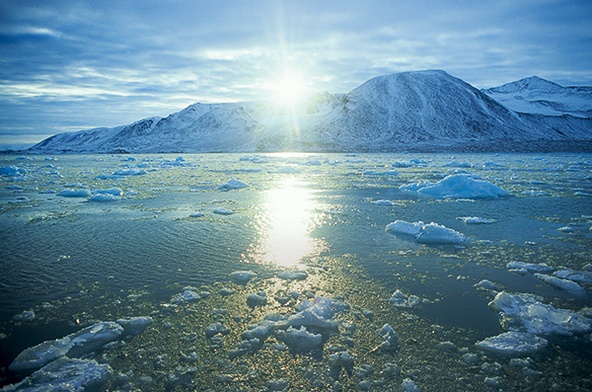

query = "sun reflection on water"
[256,177,320,267]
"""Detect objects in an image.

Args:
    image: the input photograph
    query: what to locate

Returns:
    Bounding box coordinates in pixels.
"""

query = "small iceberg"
[218,178,249,191]
[506,261,554,274]
[389,290,423,308]
[534,273,587,296]
[213,208,234,215]
[229,270,257,285]
[457,216,497,224]
[278,270,308,281]
[489,291,592,336]
[400,174,508,199]
[386,220,465,245]
[476,331,548,357]
[58,189,92,198]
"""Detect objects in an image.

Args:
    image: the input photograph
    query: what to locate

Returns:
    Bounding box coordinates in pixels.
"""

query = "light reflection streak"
[256,177,319,267]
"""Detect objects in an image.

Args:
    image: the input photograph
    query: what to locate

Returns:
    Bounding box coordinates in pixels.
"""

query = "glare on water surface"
[257,177,318,267]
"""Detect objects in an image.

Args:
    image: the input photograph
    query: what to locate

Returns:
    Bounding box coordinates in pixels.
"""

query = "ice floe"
[476,331,548,356]
[278,270,308,281]
[213,207,234,215]
[218,178,249,191]
[506,261,554,275]
[229,270,257,285]
[534,273,587,296]
[3,357,112,392]
[554,268,592,284]
[457,216,497,224]
[389,290,423,308]
[489,291,592,336]
[400,174,508,199]
[12,310,35,322]
[386,220,466,245]
[57,189,92,198]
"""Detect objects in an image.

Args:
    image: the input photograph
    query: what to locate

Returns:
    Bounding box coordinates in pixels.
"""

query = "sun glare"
[269,71,309,105]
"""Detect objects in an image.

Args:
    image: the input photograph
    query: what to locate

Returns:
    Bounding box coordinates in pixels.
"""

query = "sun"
[269,71,309,105]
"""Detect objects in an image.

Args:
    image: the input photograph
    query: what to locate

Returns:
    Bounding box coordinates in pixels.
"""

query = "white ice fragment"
[377,324,399,353]
[275,326,323,354]
[288,297,338,331]
[386,220,424,237]
[534,273,587,296]
[58,189,91,198]
[489,291,592,336]
[416,222,466,245]
[554,269,592,284]
[457,216,497,224]
[89,193,121,202]
[94,187,123,197]
[506,261,554,274]
[557,226,575,233]
[229,270,257,284]
[278,270,308,281]
[389,290,422,308]
[247,291,267,308]
[443,161,471,168]
[113,168,146,176]
[402,377,420,392]
[205,323,230,339]
[213,208,234,215]
[13,310,35,322]
[9,322,123,374]
[386,220,465,245]
[171,288,202,303]
[267,379,289,391]
[218,178,249,191]
[3,358,112,392]
[476,331,548,357]
[116,316,152,336]
[400,174,508,199]
[372,199,395,206]
[474,279,501,291]
[0,166,26,176]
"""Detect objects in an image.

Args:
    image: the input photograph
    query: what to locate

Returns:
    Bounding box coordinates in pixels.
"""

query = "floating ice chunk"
[276,326,323,354]
[386,220,424,237]
[213,208,234,215]
[391,161,412,168]
[267,379,289,391]
[386,220,465,244]
[13,310,35,322]
[171,288,202,303]
[506,261,554,274]
[116,316,152,336]
[230,270,257,284]
[373,199,395,206]
[218,178,249,191]
[278,270,308,281]
[402,377,420,392]
[476,331,548,357]
[247,291,267,308]
[94,187,123,197]
[389,290,422,308]
[534,273,587,296]
[3,357,112,392]
[554,269,592,284]
[489,291,592,336]
[376,324,399,353]
[9,322,123,374]
[287,297,338,331]
[205,323,230,339]
[328,350,354,376]
[239,156,268,163]
[416,222,465,244]
[474,279,501,291]
[89,193,120,202]
[113,168,147,176]
[457,216,497,224]
[0,166,26,176]
[482,161,506,169]
[400,174,508,199]
[58,189,91,198]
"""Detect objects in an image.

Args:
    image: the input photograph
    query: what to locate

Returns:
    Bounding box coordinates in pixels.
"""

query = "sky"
[1,0,591,148]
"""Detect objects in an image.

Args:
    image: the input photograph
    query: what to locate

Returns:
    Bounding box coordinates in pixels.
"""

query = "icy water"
[0,152,591,391]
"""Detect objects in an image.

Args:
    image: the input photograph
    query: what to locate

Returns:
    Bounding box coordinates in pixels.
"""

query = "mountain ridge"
[27,70,592,153]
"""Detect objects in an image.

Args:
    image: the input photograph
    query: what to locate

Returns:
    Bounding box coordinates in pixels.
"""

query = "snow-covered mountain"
[482,76,592,118]
[28,70,592,153]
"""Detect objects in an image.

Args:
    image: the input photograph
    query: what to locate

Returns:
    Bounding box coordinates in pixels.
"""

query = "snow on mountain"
[482,76,592,118]
[28,70,592,153]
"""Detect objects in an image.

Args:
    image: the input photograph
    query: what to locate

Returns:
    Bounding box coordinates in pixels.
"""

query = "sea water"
[0,153,591,390]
